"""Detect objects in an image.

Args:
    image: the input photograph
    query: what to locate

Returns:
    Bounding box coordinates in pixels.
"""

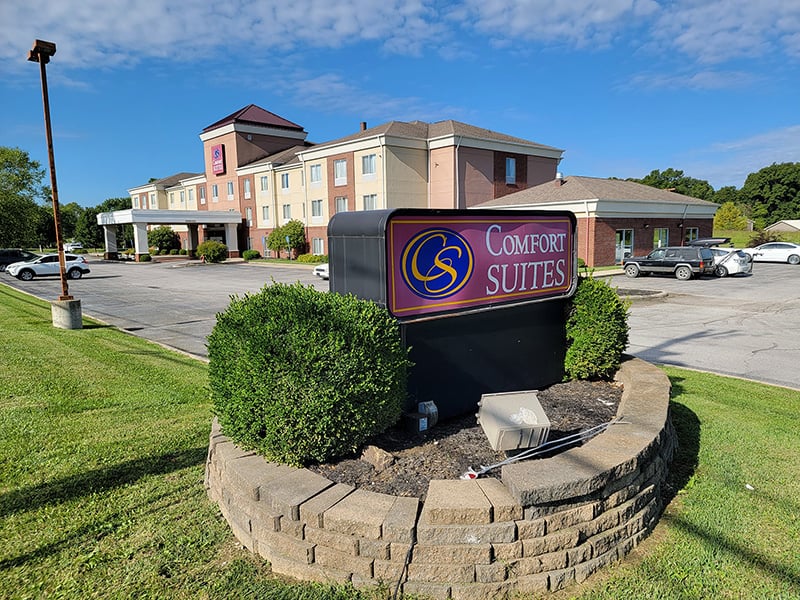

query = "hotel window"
[363,194,377,211]
[133,196,139,208]
[334,159,347,186]
[245,207,253,226]
[169,192,175,206]
[335,196,348,214]
[149,192,156,208]
[505,157,516,185]
[227,181,234,200]
[362,154,376,176]
[281,173,290,191]
[653,228,669,248]
[244,179,251,199]
[310,164,322,184]
[260,176,269,192]
[261,205,270,222]
[212,184,219,202]
[312,238,324,255]
[199,187,206,204]
[282,204,291,220]
[311,199,323,217]
[684,227,699,243]
[179,190,185,205]
[188,189,194,204]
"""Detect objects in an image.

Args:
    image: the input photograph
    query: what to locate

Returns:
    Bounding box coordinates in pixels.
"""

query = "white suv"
[6,253,91,281]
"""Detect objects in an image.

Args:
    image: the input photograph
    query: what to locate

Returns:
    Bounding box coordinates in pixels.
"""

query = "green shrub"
[208,282,410,465]
[147,225,181,252]
[159,249,169,255]
[178,248,188,255]
[169,248,179,255]
[197,240,228,263]
[564,275,629,380]
[242,249,261,261]
[296,253,328,264]
[139,253,151,262]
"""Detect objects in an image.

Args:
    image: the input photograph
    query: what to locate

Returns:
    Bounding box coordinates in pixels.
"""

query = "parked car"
[623,246,715,280]
[0,248,39,272]
[708,247,753,277]
[63,241,83,252]
[313,263,329,280]
[742,242,800,265]
[6,253,90,281]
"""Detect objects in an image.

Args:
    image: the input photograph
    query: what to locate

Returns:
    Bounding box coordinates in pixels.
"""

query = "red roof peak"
[202,104,304,133]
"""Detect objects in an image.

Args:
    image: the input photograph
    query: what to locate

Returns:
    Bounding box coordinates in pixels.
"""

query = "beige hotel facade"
[124,105,564,259]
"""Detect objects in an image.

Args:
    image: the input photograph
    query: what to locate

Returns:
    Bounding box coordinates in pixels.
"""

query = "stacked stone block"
[205,357,674,598]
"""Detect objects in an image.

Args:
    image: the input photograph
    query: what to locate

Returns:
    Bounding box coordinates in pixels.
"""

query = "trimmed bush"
[564,275,629,380]
[169,249,179,255]
[208,282,410,465]
[297,253,328,264]
[197,240,228,263]
[242,249,261,261]
[138,253,151,262]
[179,248,188,255]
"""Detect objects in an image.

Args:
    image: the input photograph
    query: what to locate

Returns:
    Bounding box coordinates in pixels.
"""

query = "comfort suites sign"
[386,211,576,319]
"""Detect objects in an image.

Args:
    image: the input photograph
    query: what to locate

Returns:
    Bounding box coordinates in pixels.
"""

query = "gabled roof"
[202,104,304,133]
[151,172,203,188]
[765,219,800,232]
[241,143,314,169]
[304,119,562,154]
[474,175,719,207]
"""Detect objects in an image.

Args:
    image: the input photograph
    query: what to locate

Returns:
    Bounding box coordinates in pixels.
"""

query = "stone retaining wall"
[204,357,675,599]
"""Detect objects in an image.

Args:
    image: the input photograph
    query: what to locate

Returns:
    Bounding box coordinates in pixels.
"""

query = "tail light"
[699,261,705,268]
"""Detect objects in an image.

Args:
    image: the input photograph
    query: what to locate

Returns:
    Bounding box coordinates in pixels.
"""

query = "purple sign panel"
[211,144,225,175]
[387,214,575,318]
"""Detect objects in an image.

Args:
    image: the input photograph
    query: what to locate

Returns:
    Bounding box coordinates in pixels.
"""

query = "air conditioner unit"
[477,390,550,452]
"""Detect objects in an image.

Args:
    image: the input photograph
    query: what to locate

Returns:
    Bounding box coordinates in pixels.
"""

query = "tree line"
[3,145,799,250]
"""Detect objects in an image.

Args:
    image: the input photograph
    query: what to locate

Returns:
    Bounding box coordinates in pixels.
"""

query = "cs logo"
[401,228,474,299]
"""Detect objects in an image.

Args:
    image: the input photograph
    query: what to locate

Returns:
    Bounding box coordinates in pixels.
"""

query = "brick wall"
[205,357,675,598]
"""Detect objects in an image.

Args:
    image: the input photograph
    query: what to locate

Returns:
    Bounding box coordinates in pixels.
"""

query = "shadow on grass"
[0,447,208,520]
[662,374,701,503]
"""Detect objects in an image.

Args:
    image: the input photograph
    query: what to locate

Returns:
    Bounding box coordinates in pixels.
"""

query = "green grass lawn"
[1,283,798,599]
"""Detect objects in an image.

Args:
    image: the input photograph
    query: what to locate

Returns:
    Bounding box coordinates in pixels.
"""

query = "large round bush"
[564,275,629,380]
[208,282,410,465]
[197,240,228,263]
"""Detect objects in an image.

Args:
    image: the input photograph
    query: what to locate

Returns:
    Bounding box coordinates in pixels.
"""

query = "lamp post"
[28,39,82,328]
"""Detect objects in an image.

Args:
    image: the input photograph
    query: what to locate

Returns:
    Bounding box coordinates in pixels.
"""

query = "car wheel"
[715,265,728,277]
[624,264,640,278]
[675,266,693,280]
[788,254,800,265]
[18,269,34,281]
[67,268,83,280]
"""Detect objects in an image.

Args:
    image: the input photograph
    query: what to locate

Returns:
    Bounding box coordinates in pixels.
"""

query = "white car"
[6,253,91,281]
[63,241,83,252]
[313,263,329,280]
[708,247,753,277]
[743,242,800,265]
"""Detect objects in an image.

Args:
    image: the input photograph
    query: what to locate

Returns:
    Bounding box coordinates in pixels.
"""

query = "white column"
[224,223,240,257]
[102,225,118,259]
[133,223,149,260]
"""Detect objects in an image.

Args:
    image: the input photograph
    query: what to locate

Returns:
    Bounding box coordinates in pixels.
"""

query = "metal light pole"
[28,39,82,328]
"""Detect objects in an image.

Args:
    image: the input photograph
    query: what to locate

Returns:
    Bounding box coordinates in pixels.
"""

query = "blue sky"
[1,0,799,207]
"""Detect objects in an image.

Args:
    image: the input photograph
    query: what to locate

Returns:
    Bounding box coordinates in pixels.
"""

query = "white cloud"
[625,69,760,91]
[684,125,800,188]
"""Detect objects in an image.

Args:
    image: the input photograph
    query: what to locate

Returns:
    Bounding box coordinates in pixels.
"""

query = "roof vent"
[360,121,367,131]
[555,172,564,186]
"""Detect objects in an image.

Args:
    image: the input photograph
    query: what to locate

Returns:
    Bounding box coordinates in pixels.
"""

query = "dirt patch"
[307,379,623,501]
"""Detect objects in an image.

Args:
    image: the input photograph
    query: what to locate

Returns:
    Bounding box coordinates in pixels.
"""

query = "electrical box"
[477,390,551,452]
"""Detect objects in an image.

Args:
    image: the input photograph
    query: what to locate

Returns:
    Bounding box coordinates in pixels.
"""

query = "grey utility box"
[477,390,551,452]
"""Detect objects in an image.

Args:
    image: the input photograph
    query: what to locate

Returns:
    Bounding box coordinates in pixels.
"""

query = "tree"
[629,168,716,201]
[739,162,800,228]
[267,220,307,258]
[147,226,181,252]
[713,201,748,230]
[712,185,740,206]
[0,147,49,247]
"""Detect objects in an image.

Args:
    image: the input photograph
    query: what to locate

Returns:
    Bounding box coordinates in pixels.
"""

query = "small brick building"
[474,175,719,267]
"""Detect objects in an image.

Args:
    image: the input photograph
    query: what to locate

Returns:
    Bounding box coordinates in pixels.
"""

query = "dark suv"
[622,246,715,280]
[0,248,39,272]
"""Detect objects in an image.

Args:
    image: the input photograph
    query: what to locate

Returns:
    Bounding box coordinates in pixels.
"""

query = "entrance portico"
[96,209,242,261]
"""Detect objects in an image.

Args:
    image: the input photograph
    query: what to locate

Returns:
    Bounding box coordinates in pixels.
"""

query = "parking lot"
[3,257,799,390]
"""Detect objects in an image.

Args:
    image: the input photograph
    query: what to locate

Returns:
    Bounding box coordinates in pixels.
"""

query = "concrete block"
[412,543,492,565]
[450,581,511,600]
[382,495,419,543]
[516,518,545,539]
[509,550,567,576]
[548,566,576,591]
[278,515,305,539]
[315,545,373,578]
[323,489,397,539]
[254,529,315,564]
[422,480,492,525]
[406,562,474,583]
[299,482,354,528]
[304,525,359,556]
[492,540,523,561]
[416,519,517,545]
[476,478,523,522]
[475,561,508,583]
[402,581,451,599]
[514,572,549,594]
[522,527,580,557]
[260,468,332,520]
[269,552,350,585]
[359,538,391,560]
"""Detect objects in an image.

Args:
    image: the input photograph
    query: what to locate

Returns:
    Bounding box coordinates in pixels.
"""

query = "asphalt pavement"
[3,256,799,390]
